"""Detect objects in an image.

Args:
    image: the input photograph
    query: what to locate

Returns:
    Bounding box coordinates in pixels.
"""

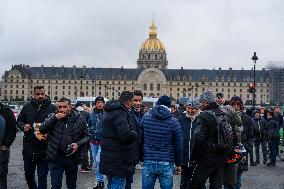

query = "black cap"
[95,96,105,104]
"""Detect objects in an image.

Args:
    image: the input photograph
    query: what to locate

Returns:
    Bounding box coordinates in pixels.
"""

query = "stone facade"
[1,21,272,105]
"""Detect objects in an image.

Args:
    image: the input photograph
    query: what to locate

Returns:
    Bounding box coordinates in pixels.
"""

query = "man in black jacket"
[266,110,280,166]
[189,90,225,189]
[17,86,57,189]
[0,102,17,189]
[39,97,90,189]
[253,109,267,164]
[178,97,200,189]
[100,91,137,189]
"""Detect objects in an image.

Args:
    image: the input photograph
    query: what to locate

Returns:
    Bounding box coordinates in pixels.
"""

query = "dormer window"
[36,74,39,79]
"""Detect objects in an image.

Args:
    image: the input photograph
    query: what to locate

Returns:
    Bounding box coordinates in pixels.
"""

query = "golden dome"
[140,18,165,53]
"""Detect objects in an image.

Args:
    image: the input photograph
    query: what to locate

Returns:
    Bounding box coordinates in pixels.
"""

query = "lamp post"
[80,73,84,97]
[251,52,258,110]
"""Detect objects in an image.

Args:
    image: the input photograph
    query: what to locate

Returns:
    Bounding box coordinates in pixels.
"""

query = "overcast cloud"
[0,0,284,76]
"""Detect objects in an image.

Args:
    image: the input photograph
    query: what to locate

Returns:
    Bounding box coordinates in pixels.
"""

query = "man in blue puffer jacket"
[140,95,183,189]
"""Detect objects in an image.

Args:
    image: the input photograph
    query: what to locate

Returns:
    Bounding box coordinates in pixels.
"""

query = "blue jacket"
[140,105,183,166]
[88,109,104,142]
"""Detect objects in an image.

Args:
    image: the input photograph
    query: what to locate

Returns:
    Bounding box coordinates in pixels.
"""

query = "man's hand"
[174,166,182,175]
[24,124,31,132]
[1,145,9,151]
[70,143,79,154]
[55,113,67,120]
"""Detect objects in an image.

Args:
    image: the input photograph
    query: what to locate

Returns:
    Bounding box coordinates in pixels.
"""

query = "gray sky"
[0,0,284,76]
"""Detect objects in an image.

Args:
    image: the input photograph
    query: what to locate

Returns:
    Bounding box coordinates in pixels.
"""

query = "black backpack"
[205,110,234,152]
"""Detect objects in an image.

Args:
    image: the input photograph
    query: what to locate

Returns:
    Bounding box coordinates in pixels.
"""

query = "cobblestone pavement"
[7,133,284,189]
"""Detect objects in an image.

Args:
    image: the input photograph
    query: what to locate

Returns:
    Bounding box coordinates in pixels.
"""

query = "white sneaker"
[135,164,143,170]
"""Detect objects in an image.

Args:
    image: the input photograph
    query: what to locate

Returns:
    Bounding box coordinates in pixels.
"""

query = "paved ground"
[7,133,284,189]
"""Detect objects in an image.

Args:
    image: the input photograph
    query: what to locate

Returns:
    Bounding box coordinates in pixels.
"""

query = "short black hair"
[34,86,44,92]
[119,91,134,103]
[133,90,143,99]
[58,97,71,105]
[216,92,224,99]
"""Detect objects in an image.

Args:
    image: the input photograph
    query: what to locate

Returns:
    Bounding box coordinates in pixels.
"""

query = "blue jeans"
[23,156,49,189]
[107,176,126,189]
[91,143,104,182]
[142,160,174,189]
[236,171,243,189]
[49,156,78,189]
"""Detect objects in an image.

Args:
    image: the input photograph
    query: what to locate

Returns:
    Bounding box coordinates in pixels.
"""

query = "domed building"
[1,20,272,105]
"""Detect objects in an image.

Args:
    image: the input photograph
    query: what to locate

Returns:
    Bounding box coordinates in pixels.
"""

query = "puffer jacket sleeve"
[2,107,17,148]
[114,111,137,144]
[39,114,57,134]
[77,118,90,147]
[16,105,26,131]
[172,119,183,166]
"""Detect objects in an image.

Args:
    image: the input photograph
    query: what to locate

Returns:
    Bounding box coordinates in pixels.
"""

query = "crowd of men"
[0,85,283,189]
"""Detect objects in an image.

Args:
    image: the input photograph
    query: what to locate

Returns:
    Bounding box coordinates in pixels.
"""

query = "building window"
[234,89,236,92]
[247,94,249,98]
[157,84,160,90]
[228,88,230,92]
[240,89,242,92]
[150,84,153,90]
[22,90,24,94]
[177,93,180,97]
[143,84,147,90]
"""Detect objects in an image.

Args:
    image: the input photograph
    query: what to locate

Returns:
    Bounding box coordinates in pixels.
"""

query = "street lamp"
[251,52,258,110]
[80,73,84,97]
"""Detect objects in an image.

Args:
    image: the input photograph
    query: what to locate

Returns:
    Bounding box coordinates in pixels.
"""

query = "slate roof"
[4,65,271,82]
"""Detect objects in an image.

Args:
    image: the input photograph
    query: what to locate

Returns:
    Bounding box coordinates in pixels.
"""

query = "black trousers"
[188,155,224,189]
[0,149,10,189]
[23,156,49,189]
[180,164,191,189]
[125,174,133,189]
[254,139,267,162]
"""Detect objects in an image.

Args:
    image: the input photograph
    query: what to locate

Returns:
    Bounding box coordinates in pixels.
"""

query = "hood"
[150,105,172,120]
[105,101,127,112]
[204,102,219,111]
[31,97,51,108]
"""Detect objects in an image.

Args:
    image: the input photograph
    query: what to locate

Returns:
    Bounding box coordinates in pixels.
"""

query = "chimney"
[83,65,86,74]
[73,65,76,75]
[61,65,64,74]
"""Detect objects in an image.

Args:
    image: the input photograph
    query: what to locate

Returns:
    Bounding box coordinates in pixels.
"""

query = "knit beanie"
[157,95,171,108]
[200,90,215,104]
[186,97,200,108]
